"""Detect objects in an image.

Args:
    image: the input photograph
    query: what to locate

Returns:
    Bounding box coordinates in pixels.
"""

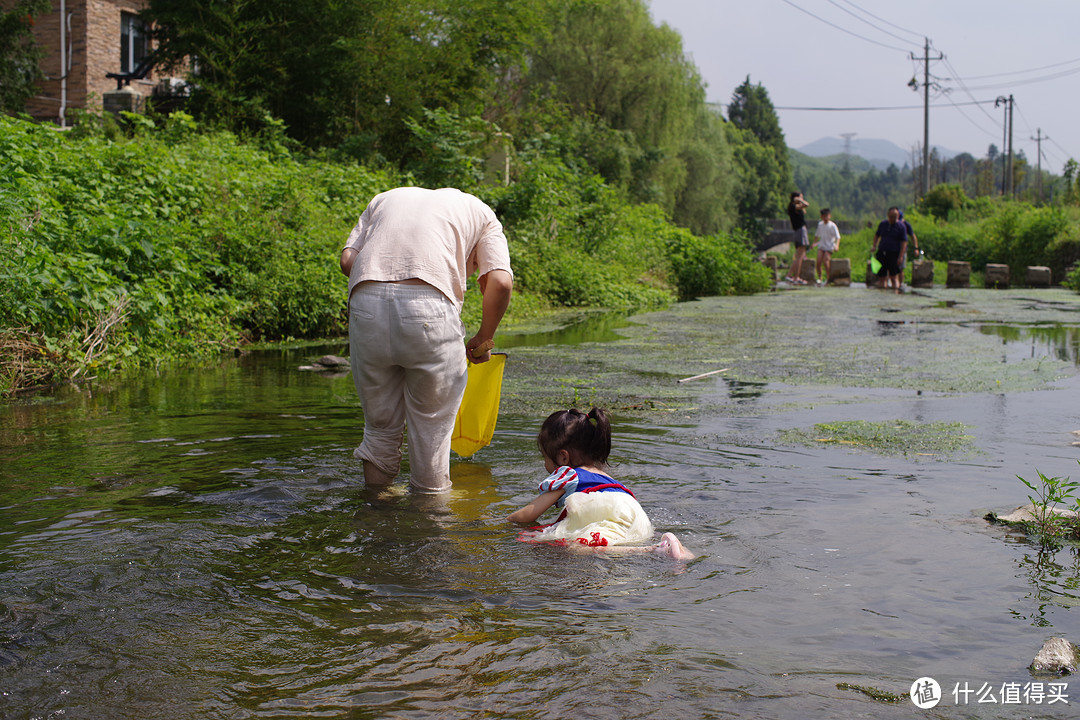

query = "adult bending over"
[339,187,514,493]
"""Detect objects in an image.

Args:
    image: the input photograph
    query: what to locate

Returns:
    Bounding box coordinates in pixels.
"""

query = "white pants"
[348,282,467,492]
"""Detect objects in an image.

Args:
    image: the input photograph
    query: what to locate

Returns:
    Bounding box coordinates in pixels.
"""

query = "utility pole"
[910,39,943,198]
[995,96,1011,196]
[1032,128,1046,203]
[1007,94,1014,198]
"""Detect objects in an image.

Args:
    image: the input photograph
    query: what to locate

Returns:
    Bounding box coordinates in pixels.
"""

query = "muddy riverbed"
[2,286,1080,719]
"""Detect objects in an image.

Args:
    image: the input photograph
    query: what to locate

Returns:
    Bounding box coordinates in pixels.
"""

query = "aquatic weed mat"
[779,419,978,459]
[498,288,1080,420]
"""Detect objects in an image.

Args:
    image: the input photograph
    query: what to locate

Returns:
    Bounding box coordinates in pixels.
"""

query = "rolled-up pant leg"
[349,283,467,493]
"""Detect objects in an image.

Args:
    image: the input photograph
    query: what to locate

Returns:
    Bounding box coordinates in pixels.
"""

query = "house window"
[120,12,149,74]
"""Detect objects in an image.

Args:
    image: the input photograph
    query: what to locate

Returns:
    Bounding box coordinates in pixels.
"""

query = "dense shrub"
[1,114,396,371]
[918,183,968,219]
[665,227,771,299]
[896,204,1080,283]
[1,113,770,391]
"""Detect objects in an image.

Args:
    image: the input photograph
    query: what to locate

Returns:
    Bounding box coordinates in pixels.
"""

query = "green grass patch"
[781,420,976,457]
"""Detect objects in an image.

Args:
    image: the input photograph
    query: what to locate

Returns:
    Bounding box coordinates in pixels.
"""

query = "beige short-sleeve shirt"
[343,187,513,306]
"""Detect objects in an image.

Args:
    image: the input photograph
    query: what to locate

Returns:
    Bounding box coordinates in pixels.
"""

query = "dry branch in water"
[75,293,132,377]
[2,294,132,395]
[0,329,59,395]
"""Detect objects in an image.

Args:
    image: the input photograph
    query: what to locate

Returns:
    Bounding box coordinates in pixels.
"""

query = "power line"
[773,99,996,112]
[822,0,906,41]
[932,52,1076,172]
[939,56,1000,127]
[775,0,916,53]
[1049,137,1073,160]
[836,0,924,41]
[960,65,1080,91]
[941,56,1080,82]
[938,90,1000,142]
[1013,100,1035,138]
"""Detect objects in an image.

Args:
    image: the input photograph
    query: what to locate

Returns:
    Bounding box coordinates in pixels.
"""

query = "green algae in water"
[780,420,976,457]
[836,682,906,704]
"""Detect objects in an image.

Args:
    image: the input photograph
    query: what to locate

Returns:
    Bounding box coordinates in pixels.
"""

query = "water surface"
[3,291,1080,719]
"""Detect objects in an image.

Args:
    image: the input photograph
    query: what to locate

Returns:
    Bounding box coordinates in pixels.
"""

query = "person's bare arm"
[466,269,513,363]
[507,489,563,524]
[339,247,358,277]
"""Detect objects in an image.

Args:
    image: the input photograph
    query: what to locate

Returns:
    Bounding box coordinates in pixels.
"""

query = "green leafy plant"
[1017,463,1080,541]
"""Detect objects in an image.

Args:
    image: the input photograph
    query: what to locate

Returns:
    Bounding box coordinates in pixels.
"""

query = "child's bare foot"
[655,532,695,561]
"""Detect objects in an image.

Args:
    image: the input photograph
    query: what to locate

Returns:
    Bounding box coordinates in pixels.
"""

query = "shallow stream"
[3,287,1080,718]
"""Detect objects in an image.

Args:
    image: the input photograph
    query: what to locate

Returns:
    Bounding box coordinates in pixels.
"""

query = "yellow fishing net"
[451,353,506,457]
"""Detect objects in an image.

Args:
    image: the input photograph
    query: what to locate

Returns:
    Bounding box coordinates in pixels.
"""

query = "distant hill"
[788,148,914,219]
[796,137,959,171]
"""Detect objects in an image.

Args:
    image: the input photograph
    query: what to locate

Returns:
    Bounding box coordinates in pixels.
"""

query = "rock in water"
[1030,637,1080,675]
[316,355,349,367]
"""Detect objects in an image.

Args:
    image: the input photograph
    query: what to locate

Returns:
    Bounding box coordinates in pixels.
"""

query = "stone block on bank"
[828,257,851,286]
[946,261,970,288]
[911,259,934,288]
[799,259,817,284]
[103,86,144,116]
[760,255,777,283]
[985,263,1010,289]
[1026,266,1052,288]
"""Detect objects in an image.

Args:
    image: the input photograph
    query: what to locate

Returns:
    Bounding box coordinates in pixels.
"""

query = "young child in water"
[507,407,694,560]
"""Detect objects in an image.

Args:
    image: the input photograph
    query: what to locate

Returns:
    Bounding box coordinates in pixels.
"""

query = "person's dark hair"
[537,407,612,468]
[888,206,900,213]
[790,192,801,202]
[820,208,830,216]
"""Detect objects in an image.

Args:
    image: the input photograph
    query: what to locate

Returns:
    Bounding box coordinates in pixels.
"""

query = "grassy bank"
[0,114,770,395]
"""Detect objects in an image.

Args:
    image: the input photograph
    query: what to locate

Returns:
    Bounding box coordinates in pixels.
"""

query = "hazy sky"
[646,0,1080,174]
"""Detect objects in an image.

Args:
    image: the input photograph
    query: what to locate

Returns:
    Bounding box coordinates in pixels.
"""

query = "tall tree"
[523,0,734,230]
[728,76,786,150]
[726,77,791,234]
[143,0,540,154]
[0,0,48,114]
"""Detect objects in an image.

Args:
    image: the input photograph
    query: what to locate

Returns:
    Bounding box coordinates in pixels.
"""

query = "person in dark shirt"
[872,206,908,293]
[785,192,810,285]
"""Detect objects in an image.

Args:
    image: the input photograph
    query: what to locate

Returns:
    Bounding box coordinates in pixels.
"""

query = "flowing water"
[3,289,1080,719]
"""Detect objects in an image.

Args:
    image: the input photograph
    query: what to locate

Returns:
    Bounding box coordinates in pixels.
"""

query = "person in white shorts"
[812,207,841,286]
[339,187,513,493]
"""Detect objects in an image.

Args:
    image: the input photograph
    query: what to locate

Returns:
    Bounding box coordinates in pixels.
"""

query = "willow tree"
[524,0,735,233]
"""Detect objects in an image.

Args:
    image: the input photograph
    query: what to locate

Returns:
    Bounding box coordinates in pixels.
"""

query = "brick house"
[3,0,168,125]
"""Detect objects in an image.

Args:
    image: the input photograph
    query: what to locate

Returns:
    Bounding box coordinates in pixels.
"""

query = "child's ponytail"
[537,406,612,468]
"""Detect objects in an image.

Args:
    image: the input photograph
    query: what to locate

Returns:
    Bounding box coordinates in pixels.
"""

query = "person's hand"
[466,337,494,363]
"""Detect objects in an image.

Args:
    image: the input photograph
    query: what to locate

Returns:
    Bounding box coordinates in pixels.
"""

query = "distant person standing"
[872,206,908,293]
[898,209,920,260]
[812,208,841,285]
[785,192,810,285]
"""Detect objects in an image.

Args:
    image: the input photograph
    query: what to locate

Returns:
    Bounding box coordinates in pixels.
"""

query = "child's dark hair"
[537,407,612,468]
[820,207,830,216]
